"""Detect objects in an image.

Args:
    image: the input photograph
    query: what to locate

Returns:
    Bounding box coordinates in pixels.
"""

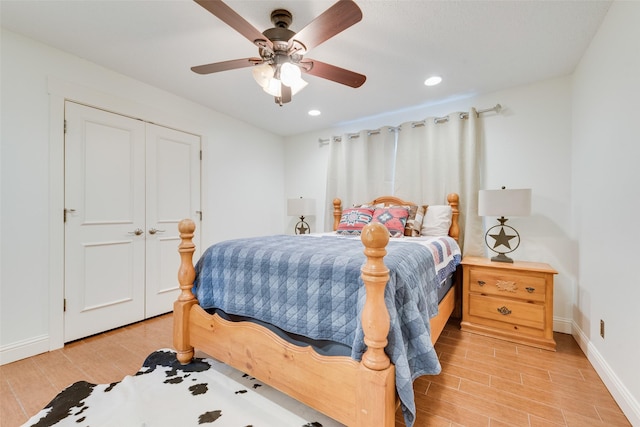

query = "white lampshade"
[287,76,308,96]
[252,63,274,88]
[280,62,301,87]
[287,198,316,217]
[478,188,531,217]
[254,62,308,99]
[263,78,282,97]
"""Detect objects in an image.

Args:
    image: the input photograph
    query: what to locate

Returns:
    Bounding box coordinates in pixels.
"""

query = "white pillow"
[421,205,452,236]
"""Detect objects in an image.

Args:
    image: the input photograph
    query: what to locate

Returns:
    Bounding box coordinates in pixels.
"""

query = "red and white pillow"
[336,207,375,235]
[372,207,410,238]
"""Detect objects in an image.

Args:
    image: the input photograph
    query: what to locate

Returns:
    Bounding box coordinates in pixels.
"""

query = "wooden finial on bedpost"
[447,193,460,242]
[177,219,196,302]
[360,222,391,371]
[174,219,197,364]
[333,198,342,231]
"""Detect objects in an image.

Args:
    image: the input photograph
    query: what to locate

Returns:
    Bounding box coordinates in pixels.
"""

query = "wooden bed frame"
[173,193,460,427]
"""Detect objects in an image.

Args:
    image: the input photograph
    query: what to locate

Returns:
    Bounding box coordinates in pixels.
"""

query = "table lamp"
[287,197,316,234]
[478,187,531,263]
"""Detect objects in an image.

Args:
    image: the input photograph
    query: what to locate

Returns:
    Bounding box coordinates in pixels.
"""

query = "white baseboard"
[0,335,49,366]
[553,316,573,334]
[572,322,640,426]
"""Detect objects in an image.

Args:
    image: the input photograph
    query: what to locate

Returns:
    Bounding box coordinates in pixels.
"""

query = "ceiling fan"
[191,0,366,106]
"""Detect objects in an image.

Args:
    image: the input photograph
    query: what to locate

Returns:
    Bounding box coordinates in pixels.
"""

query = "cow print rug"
[23,349,333,427]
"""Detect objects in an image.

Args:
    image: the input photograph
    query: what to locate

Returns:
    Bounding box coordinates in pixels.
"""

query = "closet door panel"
[64,101,146,342]
[145,124,201,318]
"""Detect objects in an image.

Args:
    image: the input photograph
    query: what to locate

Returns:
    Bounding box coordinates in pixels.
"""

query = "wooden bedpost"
[360,222,391,370]
[333,198,342,231]
[173,219,198,365]
[447,193,460,242]
[357,222,396,426]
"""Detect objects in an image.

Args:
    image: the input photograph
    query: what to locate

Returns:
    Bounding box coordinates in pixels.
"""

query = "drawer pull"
[525,287,535,293]
[477,280,486,286]
[497,306,512,315]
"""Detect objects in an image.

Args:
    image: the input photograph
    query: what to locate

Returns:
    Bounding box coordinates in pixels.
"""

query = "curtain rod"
[318,103,502,145]
[415,103,502,127]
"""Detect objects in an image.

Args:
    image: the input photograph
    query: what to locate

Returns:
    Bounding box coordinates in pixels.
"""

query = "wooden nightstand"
[460,256,557,351]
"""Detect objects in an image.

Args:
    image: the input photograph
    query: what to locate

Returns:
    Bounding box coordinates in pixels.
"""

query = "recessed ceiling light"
[308,109,321,116]
[424,76,442,86]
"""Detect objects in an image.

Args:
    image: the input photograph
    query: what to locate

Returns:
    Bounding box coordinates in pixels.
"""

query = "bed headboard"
[332,193,460,242]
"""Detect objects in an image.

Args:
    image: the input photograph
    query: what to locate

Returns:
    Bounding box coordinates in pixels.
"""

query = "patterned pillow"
[336,207,375,235]
[372,206,410,237]
[402,205,419,236]
[408,205,428,236]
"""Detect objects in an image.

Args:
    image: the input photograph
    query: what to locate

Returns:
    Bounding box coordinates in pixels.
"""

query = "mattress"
[207,273,456,358]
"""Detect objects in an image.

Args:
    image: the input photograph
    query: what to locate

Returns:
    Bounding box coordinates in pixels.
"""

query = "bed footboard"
[173,220,396,426]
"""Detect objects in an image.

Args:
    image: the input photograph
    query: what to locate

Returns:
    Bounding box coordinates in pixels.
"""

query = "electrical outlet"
[600,319,605,339]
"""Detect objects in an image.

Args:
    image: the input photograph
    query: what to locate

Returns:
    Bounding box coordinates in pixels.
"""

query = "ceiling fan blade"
[191,58,262,75]
[194,0,273,50]
[290,0,362,52]
[300,59,366,88]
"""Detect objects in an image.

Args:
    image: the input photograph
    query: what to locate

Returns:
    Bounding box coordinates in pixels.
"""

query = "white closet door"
[145,123,201,318]
[64,102,201,342]
[64,102,146,342]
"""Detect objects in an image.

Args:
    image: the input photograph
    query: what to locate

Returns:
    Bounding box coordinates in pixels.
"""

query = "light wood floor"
[1,314,630,427]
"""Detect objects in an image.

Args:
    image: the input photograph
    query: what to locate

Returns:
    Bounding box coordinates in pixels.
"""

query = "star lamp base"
[490,253,514,263]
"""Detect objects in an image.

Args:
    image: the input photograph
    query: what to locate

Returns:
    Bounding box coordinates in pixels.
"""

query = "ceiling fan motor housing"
[261,9,304,60]
[270,9,292,28]
[263,10,296,48]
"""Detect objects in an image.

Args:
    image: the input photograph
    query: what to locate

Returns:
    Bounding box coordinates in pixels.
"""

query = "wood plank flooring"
[1,314,630,427]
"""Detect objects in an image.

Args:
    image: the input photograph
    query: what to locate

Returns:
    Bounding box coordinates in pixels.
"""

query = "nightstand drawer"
[468,269,546,303]
[468,294,545,330]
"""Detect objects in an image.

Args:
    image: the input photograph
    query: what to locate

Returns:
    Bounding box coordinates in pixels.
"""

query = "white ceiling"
[1,0,611,136]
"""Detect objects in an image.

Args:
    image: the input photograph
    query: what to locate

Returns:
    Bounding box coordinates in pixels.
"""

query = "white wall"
[0,29,285,363]
[285,76,575,332]
[571,1,640,424]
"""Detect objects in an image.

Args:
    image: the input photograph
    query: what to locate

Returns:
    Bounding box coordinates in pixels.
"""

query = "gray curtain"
[324,109,485,255]
[394,109,483,255]
[324,127,396,230]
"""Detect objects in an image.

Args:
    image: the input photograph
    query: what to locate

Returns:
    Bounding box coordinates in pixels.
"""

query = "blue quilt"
[193,235,455,427]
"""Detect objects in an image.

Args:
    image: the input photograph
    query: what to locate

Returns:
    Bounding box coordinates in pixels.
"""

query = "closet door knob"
[128,228,144,236]
[148,228,165,235]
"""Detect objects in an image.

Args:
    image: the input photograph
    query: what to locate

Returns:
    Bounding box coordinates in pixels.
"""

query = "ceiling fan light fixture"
[287,76,308,96]
[280,62,301,86]
[252,63,274,87]
[257,62,308,98]
[278,62,308,96]
[280,62,307,95]
[263,77,282,97]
